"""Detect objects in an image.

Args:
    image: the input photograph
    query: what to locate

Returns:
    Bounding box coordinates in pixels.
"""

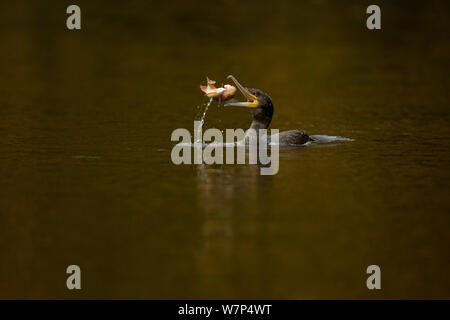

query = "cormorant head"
[225,75,274,125]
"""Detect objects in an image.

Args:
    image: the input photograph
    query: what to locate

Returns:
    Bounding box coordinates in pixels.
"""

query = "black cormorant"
[225,75,313,145]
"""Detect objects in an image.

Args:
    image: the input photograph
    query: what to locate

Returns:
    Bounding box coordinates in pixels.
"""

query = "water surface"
[0,0,449,299]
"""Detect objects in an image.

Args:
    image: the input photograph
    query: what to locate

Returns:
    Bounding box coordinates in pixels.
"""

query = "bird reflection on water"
[195,163,275,297]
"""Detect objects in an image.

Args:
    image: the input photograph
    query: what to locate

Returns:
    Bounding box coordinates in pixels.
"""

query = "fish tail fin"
[206,77,217,89]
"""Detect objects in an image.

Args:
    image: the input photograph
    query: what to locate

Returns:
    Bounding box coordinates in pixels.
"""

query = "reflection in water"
[196,163,273,297]
[197,163,264,236]
[0,0,450,299]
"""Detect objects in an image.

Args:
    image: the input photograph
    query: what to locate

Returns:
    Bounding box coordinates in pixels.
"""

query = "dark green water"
[0,0,449,298]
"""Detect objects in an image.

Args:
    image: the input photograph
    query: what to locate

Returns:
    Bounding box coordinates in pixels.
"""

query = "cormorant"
[225,75,313,145]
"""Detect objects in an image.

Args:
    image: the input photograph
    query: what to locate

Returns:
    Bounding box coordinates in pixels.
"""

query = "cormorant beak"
[224,75,258,108]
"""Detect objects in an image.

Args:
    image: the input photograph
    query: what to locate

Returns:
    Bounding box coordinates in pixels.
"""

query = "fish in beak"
[200,77,237,101]
[224,75,259,108]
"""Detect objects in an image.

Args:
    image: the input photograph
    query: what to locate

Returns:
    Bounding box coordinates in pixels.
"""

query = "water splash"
[310,135,354,143]
[195,98,212,143]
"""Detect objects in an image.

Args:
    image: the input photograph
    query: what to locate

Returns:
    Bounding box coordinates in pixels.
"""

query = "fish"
[200,77,237,101]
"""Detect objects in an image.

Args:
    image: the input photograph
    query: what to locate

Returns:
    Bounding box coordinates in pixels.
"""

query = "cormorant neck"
[246,115,271,144]
[249,107,272,131]
[249,118,271,130]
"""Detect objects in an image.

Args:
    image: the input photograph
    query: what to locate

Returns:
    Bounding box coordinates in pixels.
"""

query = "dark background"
[0,0,449,299]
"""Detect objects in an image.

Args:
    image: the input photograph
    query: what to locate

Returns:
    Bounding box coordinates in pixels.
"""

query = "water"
[195,99,212,144]
[1,0,450,299]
